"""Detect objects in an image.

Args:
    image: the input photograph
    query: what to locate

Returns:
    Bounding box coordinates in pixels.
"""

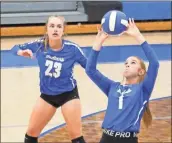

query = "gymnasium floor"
[1,32,171,142]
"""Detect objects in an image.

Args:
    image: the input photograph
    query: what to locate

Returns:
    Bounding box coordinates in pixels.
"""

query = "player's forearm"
[92,41,104,51]
[86,49,99,73]
[86,49,112,95]
[134,33,146,45]
[133,33,159,65]
[141,41,159,66]
[141,41,159,95]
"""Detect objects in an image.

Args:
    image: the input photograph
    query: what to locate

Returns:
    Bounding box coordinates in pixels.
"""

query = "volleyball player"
[11,16,87,143]
[86,18,159,143]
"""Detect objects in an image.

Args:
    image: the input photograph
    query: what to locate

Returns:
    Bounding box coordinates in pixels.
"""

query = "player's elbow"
[85,66,92,75]
[86,65,94,76]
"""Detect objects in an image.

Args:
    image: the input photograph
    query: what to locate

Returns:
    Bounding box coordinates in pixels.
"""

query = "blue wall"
[1,44,171,68]
[122,2,171,20]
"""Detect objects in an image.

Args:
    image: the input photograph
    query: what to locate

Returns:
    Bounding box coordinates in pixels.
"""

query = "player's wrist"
[93,42,102,51]
[17,50,23,56]
[135,34,146,45]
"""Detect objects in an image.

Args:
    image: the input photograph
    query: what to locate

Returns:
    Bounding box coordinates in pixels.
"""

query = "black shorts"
[100,129,138,143]
[40,86,79,108]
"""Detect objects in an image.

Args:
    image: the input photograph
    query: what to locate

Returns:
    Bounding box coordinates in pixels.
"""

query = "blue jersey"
[86,41,159,133]
[11,39,87,95]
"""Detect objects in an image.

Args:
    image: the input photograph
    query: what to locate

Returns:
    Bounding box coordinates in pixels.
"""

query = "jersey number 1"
[45,60,62,78]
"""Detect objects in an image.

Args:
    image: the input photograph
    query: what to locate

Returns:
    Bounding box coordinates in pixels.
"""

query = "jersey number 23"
[45,60,62,78]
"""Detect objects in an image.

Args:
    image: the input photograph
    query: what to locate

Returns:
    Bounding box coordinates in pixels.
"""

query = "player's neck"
[49,39,63,51]
[122,76,139,85]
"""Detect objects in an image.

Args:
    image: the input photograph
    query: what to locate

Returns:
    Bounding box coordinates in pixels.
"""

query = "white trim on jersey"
[65,41,84,88]
[27,38,44,45]
[64,42,85,57]
[134,100,148,125]
[70,66,75,88]
[70,77,75,88]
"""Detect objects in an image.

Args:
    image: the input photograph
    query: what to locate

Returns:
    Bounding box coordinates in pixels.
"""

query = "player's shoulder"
[20,37,44,46]
[63,40,80,49]
[28,37,44,44]
[17,38,44,49]
[31,38,44,45]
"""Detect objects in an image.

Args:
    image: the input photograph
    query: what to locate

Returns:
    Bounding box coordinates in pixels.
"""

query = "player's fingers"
[26,49,33,58]
[129,18,132,26]
[131,18,135,27]
[132,18,135,25]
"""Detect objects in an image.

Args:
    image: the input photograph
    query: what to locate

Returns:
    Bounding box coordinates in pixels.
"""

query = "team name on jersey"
[46,55,64,62]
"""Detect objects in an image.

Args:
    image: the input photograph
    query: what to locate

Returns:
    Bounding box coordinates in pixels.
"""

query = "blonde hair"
[43,16,66,51]
[135,56,152,129]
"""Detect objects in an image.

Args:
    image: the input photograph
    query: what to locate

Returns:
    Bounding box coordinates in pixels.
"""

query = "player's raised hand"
[121,18,146,44]
[124,18,141,37]
[93,25,109,51]
[96,25,109,44]
[17,49,33,58]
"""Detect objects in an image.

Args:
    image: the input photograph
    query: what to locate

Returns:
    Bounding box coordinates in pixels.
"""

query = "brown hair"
[135,56,152,129]
[43,16,66,51]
